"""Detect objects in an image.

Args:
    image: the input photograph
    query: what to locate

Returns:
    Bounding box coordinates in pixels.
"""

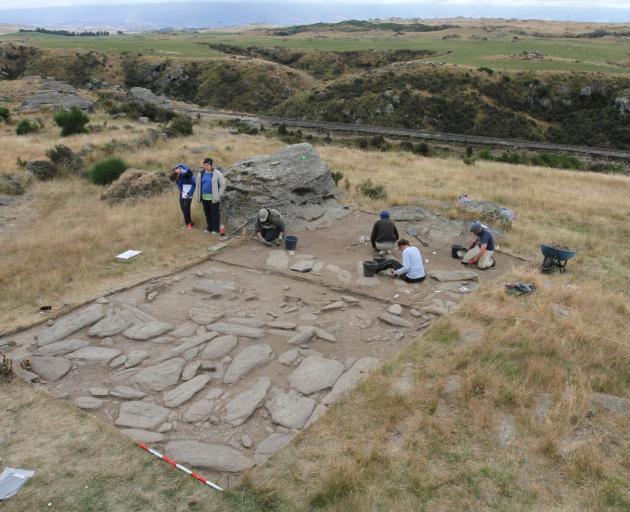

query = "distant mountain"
[1,1,629,30]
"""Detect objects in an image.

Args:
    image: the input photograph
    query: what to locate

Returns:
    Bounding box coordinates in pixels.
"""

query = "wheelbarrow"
[540,244,578,274]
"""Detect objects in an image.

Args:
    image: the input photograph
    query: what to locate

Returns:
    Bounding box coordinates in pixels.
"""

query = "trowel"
[405,227,429,247]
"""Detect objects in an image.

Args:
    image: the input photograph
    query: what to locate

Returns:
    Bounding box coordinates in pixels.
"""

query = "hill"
[0,90,629,510]
[2,31,630,149]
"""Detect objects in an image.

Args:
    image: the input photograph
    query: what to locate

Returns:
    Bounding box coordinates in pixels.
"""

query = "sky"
[1,0,629,9]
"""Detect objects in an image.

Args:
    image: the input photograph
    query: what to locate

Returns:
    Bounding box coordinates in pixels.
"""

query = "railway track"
[179,106,630,161]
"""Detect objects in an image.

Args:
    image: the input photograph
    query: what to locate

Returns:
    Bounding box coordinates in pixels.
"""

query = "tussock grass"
[0,381,214,512]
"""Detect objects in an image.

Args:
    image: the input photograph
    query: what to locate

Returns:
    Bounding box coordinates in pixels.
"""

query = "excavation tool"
[226,219,250,238]
[405,227,429,247]
[138,443,223,491]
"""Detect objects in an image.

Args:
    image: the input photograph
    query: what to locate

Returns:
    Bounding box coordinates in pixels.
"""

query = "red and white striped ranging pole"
[138,442,224,491]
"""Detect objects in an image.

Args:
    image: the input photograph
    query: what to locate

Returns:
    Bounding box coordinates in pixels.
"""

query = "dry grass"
[0,380,218,512]
[0,121,284,330]
[1,117,630,510]
[318,146,630,289]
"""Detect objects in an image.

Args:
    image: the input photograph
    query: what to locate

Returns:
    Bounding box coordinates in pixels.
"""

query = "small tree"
[165,114,193,137]
[46,144,83,173]
[88,157,128,185]
[330,170,344,186]
[54,107,90,136]
[356,179,387,200]
[0,107,10,122]
[16,119,40,135]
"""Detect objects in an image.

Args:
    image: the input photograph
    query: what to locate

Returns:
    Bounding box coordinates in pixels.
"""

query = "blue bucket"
[285,235,298,251]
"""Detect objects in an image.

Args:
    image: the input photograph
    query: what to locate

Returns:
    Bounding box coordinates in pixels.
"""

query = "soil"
[1,208,519,486]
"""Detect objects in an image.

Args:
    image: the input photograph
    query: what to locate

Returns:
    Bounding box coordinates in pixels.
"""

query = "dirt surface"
[1,208,518,487]
[217,209,518,304]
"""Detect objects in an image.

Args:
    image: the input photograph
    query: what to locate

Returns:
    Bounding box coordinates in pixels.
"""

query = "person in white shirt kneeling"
[375,238,426,283]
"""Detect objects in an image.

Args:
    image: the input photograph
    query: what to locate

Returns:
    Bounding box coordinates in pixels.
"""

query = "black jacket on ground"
[371,219,399,247]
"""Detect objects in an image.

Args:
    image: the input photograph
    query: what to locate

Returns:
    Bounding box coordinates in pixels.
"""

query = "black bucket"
[363,260,378,277]
[285,235,298,251]
[451,244,467,259]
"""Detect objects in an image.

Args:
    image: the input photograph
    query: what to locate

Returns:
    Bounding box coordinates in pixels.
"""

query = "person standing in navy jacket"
[170,164,196,230]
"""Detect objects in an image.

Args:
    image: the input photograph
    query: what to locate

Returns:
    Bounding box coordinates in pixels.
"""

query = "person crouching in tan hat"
[255,207,286,246]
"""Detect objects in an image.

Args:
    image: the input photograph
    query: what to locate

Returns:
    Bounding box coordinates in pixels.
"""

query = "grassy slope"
[2,29,630,75]
[0,117,285,330]
[1,113,629,510]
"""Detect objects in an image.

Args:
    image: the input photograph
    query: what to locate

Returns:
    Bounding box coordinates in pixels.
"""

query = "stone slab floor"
[2,209,517,487]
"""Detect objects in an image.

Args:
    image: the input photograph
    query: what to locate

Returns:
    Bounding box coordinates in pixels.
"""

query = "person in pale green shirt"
[195,157,226,234]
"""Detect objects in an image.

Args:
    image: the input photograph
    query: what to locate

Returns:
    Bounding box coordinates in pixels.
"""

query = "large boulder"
[615,96,630,114]
[222,143,346,230]
[101,169,171,204]
[127,87,173,110]
[457,194,514,228]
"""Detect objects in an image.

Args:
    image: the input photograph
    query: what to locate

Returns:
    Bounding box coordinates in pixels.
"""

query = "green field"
[3,29,630,74]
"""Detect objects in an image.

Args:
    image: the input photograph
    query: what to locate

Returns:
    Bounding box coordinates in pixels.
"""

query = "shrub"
[277,124,288,135]
[477,149,494,160]
[356,179,387,200]
[54,107,90,136]
[16,119,40,135]
[412,142,430,156]
[531,152,583,170]
[88,157,129,185]
[369,135,390,150]
[589,162,624,174]
[46,144,83,173]
[400,141,413,152]
[478,66,494,75]
[0,354,13,382]
[0,174,28,195]
[496,152,525,165]
[0,107,10,122]
[26,160,57,180]
[165,114,193,137]
[330,170,344,186]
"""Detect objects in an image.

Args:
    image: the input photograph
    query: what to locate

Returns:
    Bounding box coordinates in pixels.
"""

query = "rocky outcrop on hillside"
[121,55,313,112]
[127,87,173,110]
[19,77,94,112]
[0,44,40,79]
[222,143,349,230]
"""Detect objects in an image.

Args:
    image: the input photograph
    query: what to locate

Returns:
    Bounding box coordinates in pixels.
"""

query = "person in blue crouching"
[170,164,196,230]
[375,238,426,283]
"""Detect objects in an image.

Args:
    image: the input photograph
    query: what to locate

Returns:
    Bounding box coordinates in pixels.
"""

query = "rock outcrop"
[20,79,93,112]
[222,143,348,230]
[127,87,173,110]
